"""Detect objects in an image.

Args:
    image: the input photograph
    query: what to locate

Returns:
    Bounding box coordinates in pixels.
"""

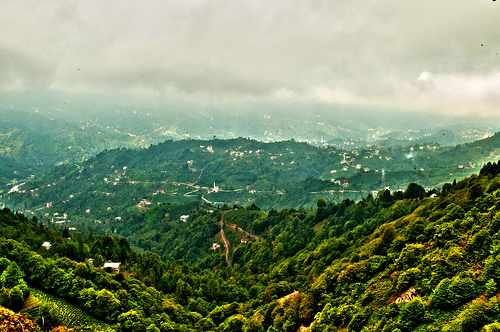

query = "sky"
[1,0,499,118]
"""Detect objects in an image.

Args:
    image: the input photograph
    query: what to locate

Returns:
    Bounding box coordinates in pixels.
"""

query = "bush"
[348,309,370,332]
[395,268,421,292]
[8,285,23,311]
[483,322,500,332]
[467,230,492,260]
[443,300,490,332]
[397,297,426,331]
[431,275,477,308]
[396,244,425,270]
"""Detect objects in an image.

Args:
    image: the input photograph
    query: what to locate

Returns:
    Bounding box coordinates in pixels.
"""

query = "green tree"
[37,304,60,331]
[95,288,121,320]
[317,198,326,208]
[93,254,105,268]
[117,310,146,332]
[223,314,246,332]
[62,227,70,238]
[0,261,23,289]
[8,285,23,311]
[398,297,426,331]
[0,287,9,306]
[378,189,393,207]
[146,324,160,332]
[404,183,425,200]
[244,312,265,332]
[0,258,10,274]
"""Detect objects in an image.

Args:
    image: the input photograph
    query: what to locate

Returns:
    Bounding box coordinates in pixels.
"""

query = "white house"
[42,242,51,250]
[103,262,121,273]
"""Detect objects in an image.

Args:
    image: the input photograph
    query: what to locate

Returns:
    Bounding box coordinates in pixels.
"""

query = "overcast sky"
[1,0,499,117]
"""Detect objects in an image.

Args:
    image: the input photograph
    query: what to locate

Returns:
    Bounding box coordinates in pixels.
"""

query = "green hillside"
[6,132,500,225]
[0,109,161,190]
[3,161,500,330]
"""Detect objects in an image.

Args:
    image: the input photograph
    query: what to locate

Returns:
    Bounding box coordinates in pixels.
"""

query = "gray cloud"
[1,0,499,115]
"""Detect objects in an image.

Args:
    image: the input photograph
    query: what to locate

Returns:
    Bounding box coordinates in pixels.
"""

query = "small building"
[180,215,189,222]
[211,243,220,250]
[212,181,220,193]
[241,238,249,243]
[103,262,120,273]
[87,258,94,264]
[137,199,153,209]
[42,242,51,250]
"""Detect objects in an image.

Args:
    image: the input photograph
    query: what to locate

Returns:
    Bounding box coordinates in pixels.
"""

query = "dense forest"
[3,161,500,330]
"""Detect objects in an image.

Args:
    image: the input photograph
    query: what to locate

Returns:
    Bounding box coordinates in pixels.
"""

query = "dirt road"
[220,211,231,267]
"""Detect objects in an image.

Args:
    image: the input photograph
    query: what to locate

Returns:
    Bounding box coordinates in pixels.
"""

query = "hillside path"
[224,219,261,241]
[220,211,231,267]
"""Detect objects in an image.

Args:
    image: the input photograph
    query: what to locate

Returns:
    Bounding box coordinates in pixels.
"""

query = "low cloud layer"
[1,0,499,116]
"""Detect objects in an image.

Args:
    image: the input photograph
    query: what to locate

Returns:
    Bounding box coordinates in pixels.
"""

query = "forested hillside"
[3,162,500,330]
[0,109,159,188]
[8,133,500,224]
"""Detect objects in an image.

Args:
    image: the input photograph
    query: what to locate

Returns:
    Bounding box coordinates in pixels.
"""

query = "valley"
[2,112,500,331]
[2,1,500,330]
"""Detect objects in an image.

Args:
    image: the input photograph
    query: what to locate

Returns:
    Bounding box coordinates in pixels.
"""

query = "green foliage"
[95,289,121,321]
[397,297,426,331]
[0,261,24,289]
[430,274,477,309]
[347,309,371,332]
[443,299,490,332]
[404,183,426,200]
[8,286,23,312]
[484,254,500,284]
[117,310,146,332]
[396,244,425,270]
[317,198,326,208]
[483,322,500,332]
[222,314,246,332]
[467,229,492,260]
[37,304,60,331]
[395,268,421,292]
[4,161,500,332]
[31,288,112,331]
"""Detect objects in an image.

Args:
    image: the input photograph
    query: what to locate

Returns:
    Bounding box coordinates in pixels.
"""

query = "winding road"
[220,211,231,267]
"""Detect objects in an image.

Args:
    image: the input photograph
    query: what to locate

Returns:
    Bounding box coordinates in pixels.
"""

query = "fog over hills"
[2,2,500,330]
[1,1,499,125]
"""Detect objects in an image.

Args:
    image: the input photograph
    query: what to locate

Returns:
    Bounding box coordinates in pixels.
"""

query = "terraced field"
[22,288,114,331]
